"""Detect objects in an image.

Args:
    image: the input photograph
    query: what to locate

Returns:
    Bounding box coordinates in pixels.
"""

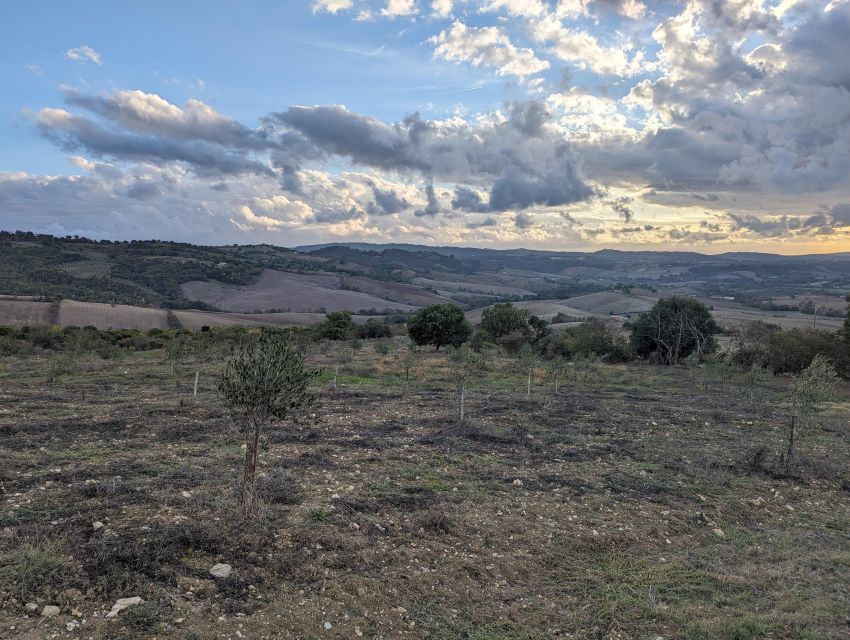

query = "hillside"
[2,232,849,330]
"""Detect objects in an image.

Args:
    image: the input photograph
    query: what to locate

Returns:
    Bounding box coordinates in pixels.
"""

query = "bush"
[732,321,846,374]
[407,303,471,350]
[567,318,631,362]
[630,296,719,364]
[315,311,355,341]
[355,318,392,340]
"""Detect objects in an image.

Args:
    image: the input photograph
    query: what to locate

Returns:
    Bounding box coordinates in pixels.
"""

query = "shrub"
[407,303,471,351]
[630,296,719,364]
[316,311,355,341]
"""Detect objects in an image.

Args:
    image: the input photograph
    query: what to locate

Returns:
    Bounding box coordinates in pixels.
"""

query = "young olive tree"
[515,343,538,398]
[546,354,567,395]
[219,330,318,518]
[785,354,837,469]
[447,344,485,425]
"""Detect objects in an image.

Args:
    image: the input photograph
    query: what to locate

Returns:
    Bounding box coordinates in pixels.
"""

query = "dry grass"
[0,345,848,639]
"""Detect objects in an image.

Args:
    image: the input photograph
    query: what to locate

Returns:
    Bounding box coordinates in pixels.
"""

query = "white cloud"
[430,21,550,77]
[531,16,652,77]
[478,0,548,17]
[431,0,453,17]
[25,64,43,77]
[66,45,103,65]
[381,0,418,17]
[312,0,353,13]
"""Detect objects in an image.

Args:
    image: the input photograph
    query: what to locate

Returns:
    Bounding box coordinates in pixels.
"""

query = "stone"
[323,621,332,630]
[210,563,233,578]
[712,528,725,537]
[512,479,524,486]
[24,603,38,613]
[105,596,143,618]
[66,620,80,631]
[41,605,61,617]
[92,521,104,530]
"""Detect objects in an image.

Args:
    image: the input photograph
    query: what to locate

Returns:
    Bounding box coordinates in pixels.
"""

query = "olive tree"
[515,343,537,398]
[447,344,485,424]
[219,330,318,518]
[546,354,567,395]
[785,354,837,469]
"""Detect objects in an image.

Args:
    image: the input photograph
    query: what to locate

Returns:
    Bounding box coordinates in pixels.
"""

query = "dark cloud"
[414,183,441,217]
[465,216,498,229]
[270,102,593,212]
[125,180,160,200]
[368,185,409,215]
[451,185,489,212]
[608,196,634,222]
[514,212,534,229]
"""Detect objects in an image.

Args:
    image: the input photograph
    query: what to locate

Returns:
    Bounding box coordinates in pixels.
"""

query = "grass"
[0,341,848,638]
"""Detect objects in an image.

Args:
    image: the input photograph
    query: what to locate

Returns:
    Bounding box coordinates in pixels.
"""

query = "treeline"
[403,297,850,376]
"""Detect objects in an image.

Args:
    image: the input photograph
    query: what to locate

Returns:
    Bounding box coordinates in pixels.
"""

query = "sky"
[1,0,849,253]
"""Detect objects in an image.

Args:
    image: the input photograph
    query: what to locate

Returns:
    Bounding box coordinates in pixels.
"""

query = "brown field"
[0,300,52,326]
[181,269,416,313]
[1,346,848,639]
[411,276,535,298]
[771,294,847,314]
[173,310,382,329]
[343,276,451,307]
[58,301,169,330]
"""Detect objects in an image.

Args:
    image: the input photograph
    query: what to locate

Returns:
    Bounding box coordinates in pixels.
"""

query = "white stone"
[210,563,233,578]
[105,596,143,618]
[24,603,38,613]
[92,521,104,530]
[323,621,332,630]
[41,605,61,617]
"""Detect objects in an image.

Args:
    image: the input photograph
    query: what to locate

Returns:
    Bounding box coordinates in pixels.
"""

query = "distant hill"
[2,231,848,328]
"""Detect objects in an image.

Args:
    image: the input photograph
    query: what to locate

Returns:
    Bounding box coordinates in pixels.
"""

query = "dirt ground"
[1,345,849,639]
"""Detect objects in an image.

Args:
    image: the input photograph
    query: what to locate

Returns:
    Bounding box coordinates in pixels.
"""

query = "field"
[57,301,169,331]
[0,300,52,326]
[181,269,416,313]
[1,344,848,639]
[173,310,383,329]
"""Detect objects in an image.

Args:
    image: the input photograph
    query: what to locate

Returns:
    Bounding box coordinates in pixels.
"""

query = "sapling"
[785,354,837,470]
[219,330,318,518]
[743,362,771,401]
[546,354,567,395]
[447,344,485,425]
[516,344,537,398]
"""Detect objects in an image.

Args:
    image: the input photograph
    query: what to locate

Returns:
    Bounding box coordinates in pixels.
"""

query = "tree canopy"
[630,296,719,364]
[407,303,471,350]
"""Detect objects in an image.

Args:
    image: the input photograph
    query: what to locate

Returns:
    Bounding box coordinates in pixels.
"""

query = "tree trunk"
[459,383,465,424]
[193,369,199,399]
[241,424,260,519]
[785,415,797,470]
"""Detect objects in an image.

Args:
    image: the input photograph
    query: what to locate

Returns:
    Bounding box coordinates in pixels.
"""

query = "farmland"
[0,341,848,639]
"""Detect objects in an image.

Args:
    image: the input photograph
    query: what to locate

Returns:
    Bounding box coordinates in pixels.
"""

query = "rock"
[66,620,80,631]
[24,603,38,613]
[181,490,192,498]
[105,596,143,618]
[512,479,524,486]
[177,575,217,596]
[41,605,61,617]
[92,521,104,530]
[712,528,725,538]
[209,563,233,578]
[323,621,333,630]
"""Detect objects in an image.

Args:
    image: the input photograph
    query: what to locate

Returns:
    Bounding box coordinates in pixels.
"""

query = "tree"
[407,303,471,351]
[785,354,837,470]
[480,303,533,342]
[546,354,567,395]
[630,296,719,364]
[317,311,355,341]
[219,330,318,518]
[515,343,538,398]
[447,344,486,424]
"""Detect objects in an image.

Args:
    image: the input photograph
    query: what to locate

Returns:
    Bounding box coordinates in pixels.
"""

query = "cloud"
[431,0,453,17]
[430,21,550,78]
[66,45,103,65]
[269,101,593,211]
[608,196,634,222]
[25,64,43,77]
[312,0,353,13]
[381,0,418,17]
[531,15,652,77]
[415,183,441,216]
